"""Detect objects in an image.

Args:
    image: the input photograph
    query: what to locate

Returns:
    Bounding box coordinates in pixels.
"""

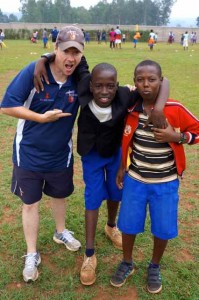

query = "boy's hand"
[34,58,50,93]
[152,120,180,143]
[144,109,167,129]
[116,167,125,189]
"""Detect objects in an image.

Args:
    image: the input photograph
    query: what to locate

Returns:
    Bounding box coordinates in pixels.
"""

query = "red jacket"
[122,99,199,177]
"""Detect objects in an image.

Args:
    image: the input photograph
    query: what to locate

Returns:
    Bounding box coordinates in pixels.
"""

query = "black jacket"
[77,75,139,157]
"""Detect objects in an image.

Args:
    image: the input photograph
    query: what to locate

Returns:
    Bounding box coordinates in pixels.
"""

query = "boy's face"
[134,65,163,103]
[90,69,118,108]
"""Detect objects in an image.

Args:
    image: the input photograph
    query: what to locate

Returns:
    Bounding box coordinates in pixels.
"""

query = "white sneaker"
[53,229,81,252]
[22,252,41,282]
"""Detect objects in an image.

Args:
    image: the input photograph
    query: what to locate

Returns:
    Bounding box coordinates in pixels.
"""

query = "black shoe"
[110,261,134,287]
[147,264,162,294]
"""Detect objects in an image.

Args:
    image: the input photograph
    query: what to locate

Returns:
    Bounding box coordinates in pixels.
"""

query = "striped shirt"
[128,113,177,183]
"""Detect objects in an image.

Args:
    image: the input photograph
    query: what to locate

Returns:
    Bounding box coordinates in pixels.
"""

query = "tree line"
[0,0,179,26]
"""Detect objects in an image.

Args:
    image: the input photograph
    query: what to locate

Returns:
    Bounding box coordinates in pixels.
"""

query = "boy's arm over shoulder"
[116,86,136,106]
[33,54,90,92]
[74,55,90,81]
[77,74,92,108]
[34,53,55,92]
[126,78,168,128]
[150,77,169,128]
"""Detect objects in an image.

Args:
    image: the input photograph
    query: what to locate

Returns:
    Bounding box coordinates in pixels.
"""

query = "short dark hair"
[134,60,162,77]
[91,63,117,78]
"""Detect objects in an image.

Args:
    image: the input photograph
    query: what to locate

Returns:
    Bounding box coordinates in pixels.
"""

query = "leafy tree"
[196,17,199,27]
[71,7,91,24]
[36,0,54,23]
[8,14,19,22]
[15,0,177,25]
[123,0,137,25]
[154,0,177,25]
[54,0,71,23]
[20,0,38,22]
[90,1,112,24]
[0,9,9,22]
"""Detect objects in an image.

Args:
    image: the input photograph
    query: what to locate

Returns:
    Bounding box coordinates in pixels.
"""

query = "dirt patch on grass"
[0,71,18,98]
[92,286,138,300]
[5,282,26,290]
[0,206,17,226]
[175,248,194,262]
[76,285,138,300]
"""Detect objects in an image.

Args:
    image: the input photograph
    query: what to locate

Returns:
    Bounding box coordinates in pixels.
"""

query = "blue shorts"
[118,175,179,240]
[11,165,74,205]
[81,148,122,210]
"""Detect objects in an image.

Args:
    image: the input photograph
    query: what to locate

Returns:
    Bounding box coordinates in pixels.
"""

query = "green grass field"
[0,40,199,300]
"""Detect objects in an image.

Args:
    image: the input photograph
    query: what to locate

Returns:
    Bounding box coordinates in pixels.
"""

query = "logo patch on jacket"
[65,90,77,103]
[40,92,54,102]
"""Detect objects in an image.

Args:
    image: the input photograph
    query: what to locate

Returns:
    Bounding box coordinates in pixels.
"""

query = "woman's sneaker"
[110,261,134,287]
[22,252,41,282]
[147,264,162,294]
[53,229,81,252]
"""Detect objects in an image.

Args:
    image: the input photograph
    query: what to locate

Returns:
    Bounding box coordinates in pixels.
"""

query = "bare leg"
[122,233,136,263]
[105,200,122,249]
[107,199,119,225]
[151,236,168,264]
[22,202,40,253]
[85,209,99,249]
[51,198,66,233]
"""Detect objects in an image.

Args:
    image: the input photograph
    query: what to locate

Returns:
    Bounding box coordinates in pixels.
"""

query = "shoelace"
[111,227,120,237]
[83,257,95,270]
[62,229,76,242]
[22,254,38,269]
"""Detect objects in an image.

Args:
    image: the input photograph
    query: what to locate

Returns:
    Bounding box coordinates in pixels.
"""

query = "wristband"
[178,132,187,144]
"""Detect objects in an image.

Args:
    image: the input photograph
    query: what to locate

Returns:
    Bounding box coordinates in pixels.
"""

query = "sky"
[0,0,198,20]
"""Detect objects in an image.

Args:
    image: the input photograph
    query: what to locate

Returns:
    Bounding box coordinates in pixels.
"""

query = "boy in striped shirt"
[110,60,199,294]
